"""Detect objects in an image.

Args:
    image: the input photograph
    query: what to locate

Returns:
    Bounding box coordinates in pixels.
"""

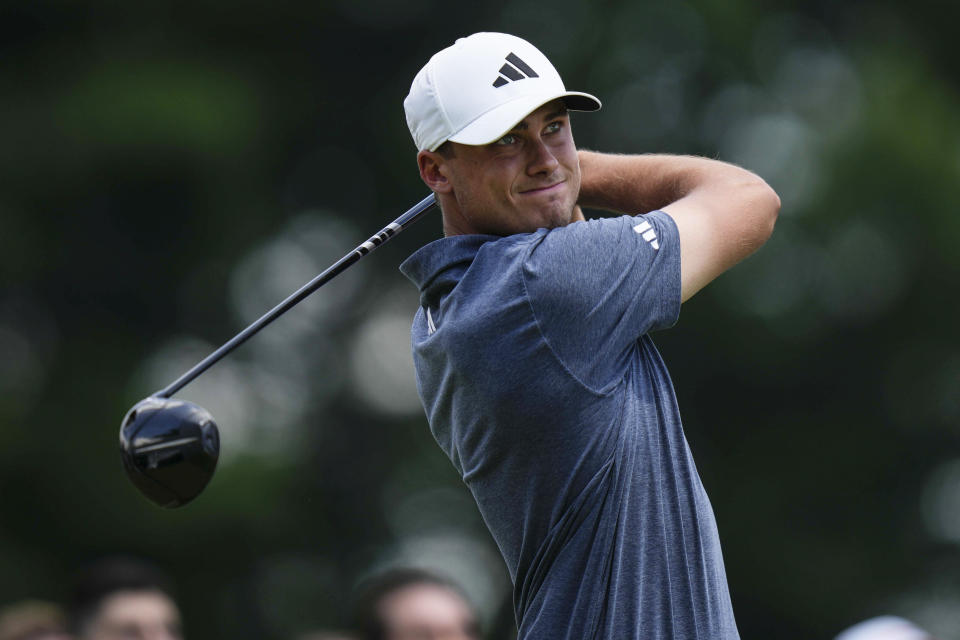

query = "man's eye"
[496,133,518,145]
[545,121,562,134]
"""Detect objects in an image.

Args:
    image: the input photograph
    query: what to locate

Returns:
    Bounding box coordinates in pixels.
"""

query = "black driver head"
[119,396,220,508]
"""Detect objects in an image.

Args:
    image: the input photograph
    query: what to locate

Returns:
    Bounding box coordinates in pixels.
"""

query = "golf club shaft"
[154,193,438,399]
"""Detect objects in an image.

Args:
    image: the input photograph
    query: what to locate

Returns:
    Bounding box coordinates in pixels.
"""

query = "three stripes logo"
[633,220,660,250]
[493,53,539,88]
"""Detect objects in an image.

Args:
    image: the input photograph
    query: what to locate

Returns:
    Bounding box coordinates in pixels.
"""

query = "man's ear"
[418,150,453,193]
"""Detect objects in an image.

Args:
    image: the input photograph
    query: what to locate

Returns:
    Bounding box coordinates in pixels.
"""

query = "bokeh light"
[349,287,423,417]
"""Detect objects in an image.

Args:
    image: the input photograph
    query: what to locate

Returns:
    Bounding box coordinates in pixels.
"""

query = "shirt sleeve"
[521,211,681,391]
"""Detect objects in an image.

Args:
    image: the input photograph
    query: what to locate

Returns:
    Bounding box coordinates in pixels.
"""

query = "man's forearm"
[577,150,768,214]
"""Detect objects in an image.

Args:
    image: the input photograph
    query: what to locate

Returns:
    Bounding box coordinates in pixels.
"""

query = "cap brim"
[446,91,601,148]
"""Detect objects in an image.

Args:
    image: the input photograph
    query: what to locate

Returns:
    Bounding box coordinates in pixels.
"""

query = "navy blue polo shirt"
[400,211,739,640]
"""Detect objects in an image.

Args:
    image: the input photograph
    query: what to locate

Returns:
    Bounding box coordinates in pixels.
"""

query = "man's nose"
[526,138,559,175]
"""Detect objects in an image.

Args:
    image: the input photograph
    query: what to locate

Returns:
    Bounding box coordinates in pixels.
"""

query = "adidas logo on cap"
[493,53,539,88]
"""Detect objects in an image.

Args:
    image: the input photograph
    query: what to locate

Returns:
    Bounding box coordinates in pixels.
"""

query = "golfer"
[400,32,780,639]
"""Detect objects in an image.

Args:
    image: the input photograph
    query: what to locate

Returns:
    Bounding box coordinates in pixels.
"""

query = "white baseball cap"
[404,32,601,152]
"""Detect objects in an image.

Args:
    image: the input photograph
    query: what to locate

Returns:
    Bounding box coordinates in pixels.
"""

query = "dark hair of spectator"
[352,567,478,640]
[68,556,176,635]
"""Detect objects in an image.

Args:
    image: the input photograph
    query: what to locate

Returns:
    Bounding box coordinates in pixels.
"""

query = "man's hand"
[577,151,780,302]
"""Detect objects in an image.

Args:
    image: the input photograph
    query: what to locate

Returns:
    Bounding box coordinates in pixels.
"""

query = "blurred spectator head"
[69,557,182,640]
[835,616,936,640]
[0,600,71,640]
[353,568,479,640]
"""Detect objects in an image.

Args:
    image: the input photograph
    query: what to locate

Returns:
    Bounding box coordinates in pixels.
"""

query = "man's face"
[82,591,182,640]
[378,584,479,640]
[431,99,581,236]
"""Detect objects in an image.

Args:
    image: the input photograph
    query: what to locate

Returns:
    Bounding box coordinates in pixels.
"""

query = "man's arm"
[577,151,781,303]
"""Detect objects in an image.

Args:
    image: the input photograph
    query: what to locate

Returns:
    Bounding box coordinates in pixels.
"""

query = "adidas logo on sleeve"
[633,220,660,250]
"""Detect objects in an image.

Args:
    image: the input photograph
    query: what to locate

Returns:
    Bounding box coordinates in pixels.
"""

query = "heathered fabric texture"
[399,211,739,640]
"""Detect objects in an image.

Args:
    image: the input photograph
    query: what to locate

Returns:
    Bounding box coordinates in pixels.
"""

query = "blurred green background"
[1,0,959,638]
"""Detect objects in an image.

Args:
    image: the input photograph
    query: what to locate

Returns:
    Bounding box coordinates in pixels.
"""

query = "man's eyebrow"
[509,108,570,132]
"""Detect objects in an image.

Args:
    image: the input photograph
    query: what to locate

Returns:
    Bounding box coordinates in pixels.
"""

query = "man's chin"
[537,201,579,230]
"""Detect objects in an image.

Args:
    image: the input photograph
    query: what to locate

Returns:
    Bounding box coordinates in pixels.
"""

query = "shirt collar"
[400,234,499,307]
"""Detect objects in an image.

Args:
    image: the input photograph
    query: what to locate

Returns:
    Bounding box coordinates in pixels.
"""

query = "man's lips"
[519,181,565,195]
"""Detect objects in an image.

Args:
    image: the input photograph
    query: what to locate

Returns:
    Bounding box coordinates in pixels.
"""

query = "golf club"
[120,193,438,508]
